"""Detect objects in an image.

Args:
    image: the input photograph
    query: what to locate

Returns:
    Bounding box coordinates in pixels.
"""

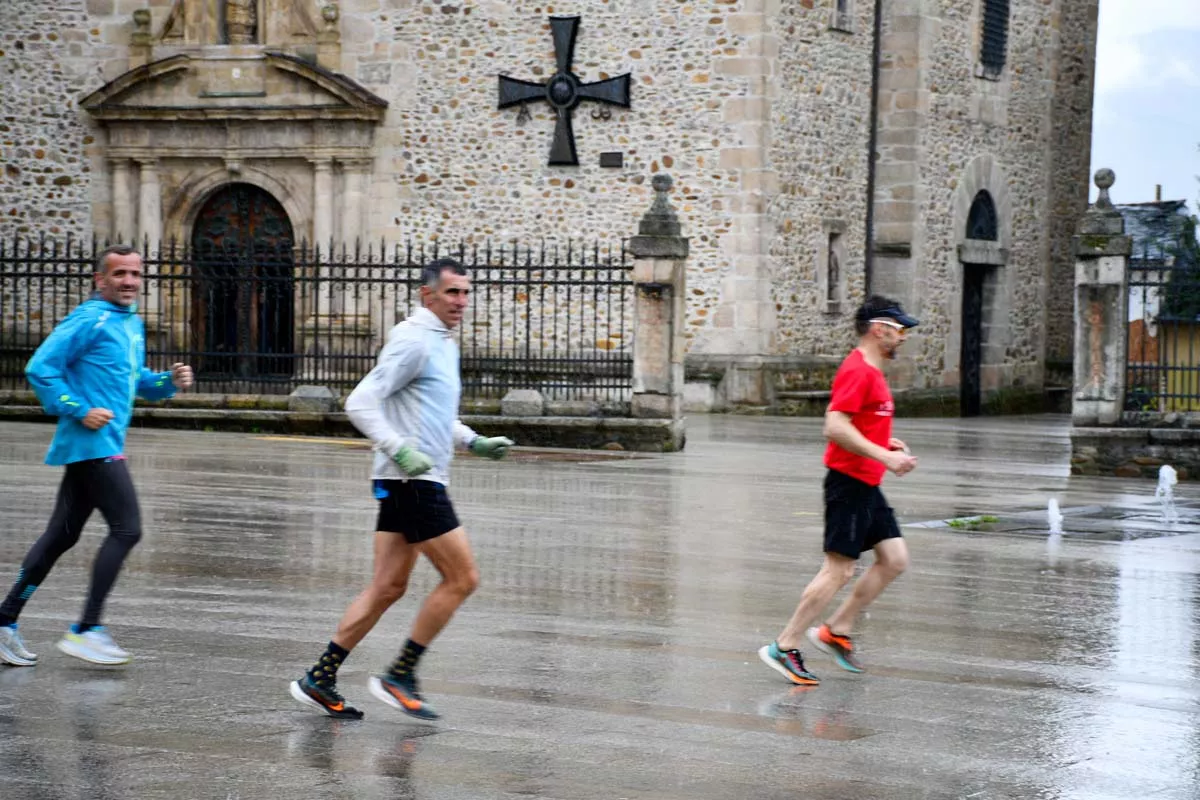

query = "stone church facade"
[0,0,1098,410]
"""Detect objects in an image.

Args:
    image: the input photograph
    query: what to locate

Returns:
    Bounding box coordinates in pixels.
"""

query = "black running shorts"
[373,479,461,544]
[823,469,902,560]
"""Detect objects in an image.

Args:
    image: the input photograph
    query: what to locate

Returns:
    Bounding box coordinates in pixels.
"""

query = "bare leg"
[332,532,418,651]
[408,527,479,646]
[776,553,856,651]
[824,537,908,635]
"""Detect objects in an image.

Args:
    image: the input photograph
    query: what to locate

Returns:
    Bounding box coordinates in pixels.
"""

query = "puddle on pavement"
[424,678,877,741]
[907,503,1200,541]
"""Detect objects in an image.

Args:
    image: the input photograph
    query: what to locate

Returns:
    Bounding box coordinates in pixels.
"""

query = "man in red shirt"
[759,295,920,685]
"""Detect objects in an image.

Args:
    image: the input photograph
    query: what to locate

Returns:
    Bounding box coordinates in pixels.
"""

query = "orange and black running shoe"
[369,673,440,721]
[290,676,365,719]
[807,624,864,673]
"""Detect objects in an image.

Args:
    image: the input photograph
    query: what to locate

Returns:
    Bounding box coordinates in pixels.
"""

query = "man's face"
[96,252,143,307]
[872,318,908,360]
[421,270,470,329]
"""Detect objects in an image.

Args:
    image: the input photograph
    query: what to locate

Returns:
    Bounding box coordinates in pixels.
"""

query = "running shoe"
[757,641,819,686]
[56,627,130,666]
[0,624,37,666]
[807,624,864,673]
[369,673,440,720]
[290,676,365,720]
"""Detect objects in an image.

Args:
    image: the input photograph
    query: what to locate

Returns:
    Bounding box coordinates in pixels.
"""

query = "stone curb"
[0,406,686,453]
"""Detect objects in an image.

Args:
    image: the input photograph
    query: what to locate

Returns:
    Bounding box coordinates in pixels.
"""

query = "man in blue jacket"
[0,244,193,667]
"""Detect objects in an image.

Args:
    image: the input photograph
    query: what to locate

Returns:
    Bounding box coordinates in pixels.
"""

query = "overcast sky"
[1090,0,1200,207]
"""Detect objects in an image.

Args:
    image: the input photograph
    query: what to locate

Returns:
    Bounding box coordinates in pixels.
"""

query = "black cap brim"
[892,312,919,328]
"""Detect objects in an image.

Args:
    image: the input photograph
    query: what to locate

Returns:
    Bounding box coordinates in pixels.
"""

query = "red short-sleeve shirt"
[823,349,894,486]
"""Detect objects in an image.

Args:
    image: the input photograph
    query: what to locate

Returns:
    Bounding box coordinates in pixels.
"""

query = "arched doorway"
[191,184,295,383]
[961,191,999,416]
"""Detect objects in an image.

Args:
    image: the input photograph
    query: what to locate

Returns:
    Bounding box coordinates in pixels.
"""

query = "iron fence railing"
[1126,240,1200,412]
[0,235,633,401]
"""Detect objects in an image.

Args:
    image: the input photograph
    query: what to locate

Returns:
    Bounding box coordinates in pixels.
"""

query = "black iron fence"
[1126,240,1200,411]
[0,235,634,401]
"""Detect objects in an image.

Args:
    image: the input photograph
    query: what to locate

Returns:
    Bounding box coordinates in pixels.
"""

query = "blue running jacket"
[25,298,177,465]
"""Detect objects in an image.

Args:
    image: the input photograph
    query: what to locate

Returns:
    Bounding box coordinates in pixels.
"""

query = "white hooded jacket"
[344,307,479,485]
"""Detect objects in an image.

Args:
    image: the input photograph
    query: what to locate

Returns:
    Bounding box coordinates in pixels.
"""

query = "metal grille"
[1126,240,1200,412]
[0,235,634,402]
[979,0,1009,77]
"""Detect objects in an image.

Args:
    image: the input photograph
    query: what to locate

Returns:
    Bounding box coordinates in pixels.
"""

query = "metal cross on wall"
[497,16,632,167]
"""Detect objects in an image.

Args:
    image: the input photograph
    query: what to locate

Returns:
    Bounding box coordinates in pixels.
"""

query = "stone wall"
[1071,427,1200,480]
[343,0,760,360]
[0,0,1098,404]
[1045,0,1100,369]
[768,0,875,360]
[869,0,1091,392]
[0,0,104,239]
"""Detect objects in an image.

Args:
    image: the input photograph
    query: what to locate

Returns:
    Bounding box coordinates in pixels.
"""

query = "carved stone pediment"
[81,52,384,123]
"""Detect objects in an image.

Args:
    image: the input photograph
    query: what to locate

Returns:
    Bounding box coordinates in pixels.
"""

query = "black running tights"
[0,457,142,629]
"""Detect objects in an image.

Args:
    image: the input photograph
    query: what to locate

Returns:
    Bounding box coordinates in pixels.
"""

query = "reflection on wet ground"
[2,415,1199,799]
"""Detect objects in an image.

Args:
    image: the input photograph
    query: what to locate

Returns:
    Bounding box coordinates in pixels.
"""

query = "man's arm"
[344,333,427,458]
[824,411,916,476]
[453,420,479,449]
[823,411,892,463]
[136,367,176,401]
[25,308,96,420]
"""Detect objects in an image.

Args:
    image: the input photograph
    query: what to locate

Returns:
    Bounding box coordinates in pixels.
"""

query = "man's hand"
[81,408,114,431]
[882,448,918,476]
[470,436,514,460]
[888,437,910,455]
[392,445,434,477]
[171,363,194,390]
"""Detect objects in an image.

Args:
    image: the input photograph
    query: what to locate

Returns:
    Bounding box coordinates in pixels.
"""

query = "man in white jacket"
[290,257,513,721]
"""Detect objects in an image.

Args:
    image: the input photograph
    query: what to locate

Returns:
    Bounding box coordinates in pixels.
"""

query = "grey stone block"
[501,389,545,417]
[289,385,337,413]
[544,399,601,417]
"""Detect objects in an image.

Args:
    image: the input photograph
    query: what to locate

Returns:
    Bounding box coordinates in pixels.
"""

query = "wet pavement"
[1,415,1199,800]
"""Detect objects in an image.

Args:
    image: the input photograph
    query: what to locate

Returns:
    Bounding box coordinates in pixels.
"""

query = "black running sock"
[307,641,350,689]
[387,639,426,681]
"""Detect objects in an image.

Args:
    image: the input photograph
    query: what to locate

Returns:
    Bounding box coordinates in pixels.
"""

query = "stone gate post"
[1072,169,1132,426]
[629,175,688,439]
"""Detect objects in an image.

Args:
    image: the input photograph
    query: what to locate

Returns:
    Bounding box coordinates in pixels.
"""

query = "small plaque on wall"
[599,152,624,168]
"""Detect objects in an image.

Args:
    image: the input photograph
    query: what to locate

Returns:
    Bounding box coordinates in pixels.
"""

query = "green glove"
[470,436,514,460]
[392,445,434,476]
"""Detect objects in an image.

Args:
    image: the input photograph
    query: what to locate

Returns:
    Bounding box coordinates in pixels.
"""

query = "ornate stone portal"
[82,0,383,251]
[81,0,384,374]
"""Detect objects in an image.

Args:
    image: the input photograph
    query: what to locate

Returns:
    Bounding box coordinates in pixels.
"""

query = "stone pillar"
[340,160,369,251]
[1072,169,1132,426]
[136,159,161,256]
[111,159,135,242]
[312,158,336,316]
[629,175,688,437]
[312,158,334,251]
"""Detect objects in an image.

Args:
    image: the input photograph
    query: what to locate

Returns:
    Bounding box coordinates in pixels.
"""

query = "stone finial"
[322,3,339,27]
[629,173,689,259]
[1076,166,1129,243]
[638,174,680,237]
[131,8,153,51]
[1093,168,1115,210]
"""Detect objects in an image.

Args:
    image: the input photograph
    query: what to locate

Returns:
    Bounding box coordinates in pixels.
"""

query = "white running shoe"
[56,627,131,666]
[0,624,37,666]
